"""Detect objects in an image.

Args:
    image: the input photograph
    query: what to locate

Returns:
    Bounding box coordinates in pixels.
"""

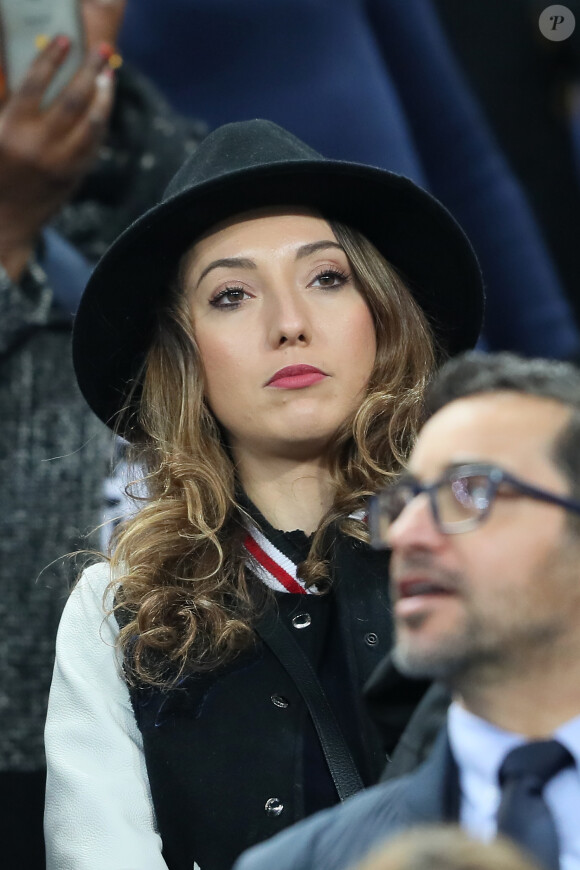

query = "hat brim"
[73,159,484,433]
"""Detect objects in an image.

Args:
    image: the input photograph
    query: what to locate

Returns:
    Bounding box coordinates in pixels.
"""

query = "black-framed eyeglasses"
[369,463,580,547]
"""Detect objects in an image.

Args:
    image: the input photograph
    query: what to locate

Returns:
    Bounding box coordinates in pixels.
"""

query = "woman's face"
[183,211,377,462]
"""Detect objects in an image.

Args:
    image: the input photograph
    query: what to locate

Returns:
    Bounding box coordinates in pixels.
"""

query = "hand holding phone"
[0,0,84,105]
[0,35,114,280]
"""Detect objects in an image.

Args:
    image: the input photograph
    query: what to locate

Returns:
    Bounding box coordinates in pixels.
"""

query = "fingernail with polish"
[97,43,114,61]
[54,35,71,52]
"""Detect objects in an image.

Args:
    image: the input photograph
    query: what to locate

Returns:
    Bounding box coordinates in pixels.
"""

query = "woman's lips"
[266,365,327,389]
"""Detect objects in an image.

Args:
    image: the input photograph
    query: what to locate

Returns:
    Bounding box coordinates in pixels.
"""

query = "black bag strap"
[256,612,365,801]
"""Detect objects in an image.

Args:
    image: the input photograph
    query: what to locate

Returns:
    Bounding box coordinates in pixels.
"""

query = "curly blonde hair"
[108,220,439,686]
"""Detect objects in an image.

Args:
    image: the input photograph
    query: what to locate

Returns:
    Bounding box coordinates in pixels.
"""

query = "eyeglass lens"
[439,474,491,524]
[372,471,494,545]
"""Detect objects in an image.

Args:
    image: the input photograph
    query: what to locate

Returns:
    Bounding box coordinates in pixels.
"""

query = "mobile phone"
[0,0,85,106]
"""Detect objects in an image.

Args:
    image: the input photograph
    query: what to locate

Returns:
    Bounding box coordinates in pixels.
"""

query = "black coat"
[233,727,459,870]
[124,534,427,870]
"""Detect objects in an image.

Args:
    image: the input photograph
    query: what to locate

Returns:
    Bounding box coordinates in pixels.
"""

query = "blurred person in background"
[435,0,580,329]
[354,825,541,870]
[0,1,204,866]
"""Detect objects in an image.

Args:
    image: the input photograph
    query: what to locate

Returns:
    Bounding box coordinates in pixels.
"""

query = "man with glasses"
[235,351,580,870]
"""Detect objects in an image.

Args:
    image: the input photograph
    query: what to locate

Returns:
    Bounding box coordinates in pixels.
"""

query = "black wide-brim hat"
[73,119,484,435]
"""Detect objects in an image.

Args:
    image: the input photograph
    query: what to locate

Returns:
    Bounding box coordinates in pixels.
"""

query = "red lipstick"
[266,365,327,389]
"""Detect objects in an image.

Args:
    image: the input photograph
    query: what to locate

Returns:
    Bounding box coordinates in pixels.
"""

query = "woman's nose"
[267,289,312,348]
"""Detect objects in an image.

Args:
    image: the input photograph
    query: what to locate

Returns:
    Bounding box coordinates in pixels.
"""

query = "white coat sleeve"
[44,562,169,870]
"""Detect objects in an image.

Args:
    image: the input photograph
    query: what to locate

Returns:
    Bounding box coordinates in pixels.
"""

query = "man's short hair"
[425,352,580,501]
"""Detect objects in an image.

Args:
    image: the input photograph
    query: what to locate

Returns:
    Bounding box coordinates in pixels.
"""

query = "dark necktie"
[497,739,575,870]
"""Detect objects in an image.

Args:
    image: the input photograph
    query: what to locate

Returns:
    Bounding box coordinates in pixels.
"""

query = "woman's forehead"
[180,208,338,275]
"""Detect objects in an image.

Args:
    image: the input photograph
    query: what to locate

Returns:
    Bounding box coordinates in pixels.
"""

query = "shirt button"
[265,798,284,817]
[271,694,290,709]
[292,613,311,629]
[364,632,379,647]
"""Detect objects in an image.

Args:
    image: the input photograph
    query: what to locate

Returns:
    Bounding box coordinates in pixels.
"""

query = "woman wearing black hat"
[44,120,483,870]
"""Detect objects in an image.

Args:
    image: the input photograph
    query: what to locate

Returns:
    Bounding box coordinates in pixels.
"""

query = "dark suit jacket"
[234,728,459,870]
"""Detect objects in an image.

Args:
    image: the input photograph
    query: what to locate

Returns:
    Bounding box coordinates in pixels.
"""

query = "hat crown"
[164,119,323,200]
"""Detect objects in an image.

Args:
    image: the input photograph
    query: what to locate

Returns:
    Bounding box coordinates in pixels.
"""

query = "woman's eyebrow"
[194,242,343,288]
[195,257,257,287]
[295,241,344,260]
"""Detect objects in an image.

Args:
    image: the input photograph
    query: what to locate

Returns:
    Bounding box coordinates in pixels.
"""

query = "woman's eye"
[311,268,350,289]
[209,287,250,309]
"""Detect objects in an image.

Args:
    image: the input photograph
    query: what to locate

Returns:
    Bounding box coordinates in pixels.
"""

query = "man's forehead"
[409,391,571,477]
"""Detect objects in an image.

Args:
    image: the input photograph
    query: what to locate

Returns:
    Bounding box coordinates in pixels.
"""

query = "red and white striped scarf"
[243,524,311,594]
[242,510,366,595]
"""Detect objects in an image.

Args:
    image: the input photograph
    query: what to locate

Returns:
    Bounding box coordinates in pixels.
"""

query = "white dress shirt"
[448,701,580,870]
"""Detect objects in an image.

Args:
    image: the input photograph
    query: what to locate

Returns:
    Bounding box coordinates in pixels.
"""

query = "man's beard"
[390,549,572,688]
[391,619,503,683]
[389,555,476,682]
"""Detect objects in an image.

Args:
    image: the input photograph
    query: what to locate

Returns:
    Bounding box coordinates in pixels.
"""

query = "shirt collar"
[448,701,580,781]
